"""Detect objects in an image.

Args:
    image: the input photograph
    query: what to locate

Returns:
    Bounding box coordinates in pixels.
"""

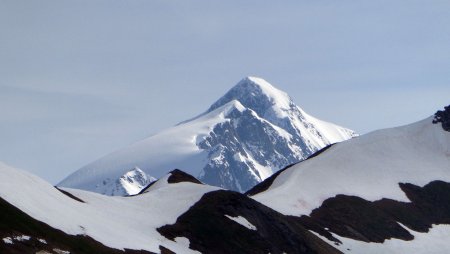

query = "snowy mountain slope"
[0,162,218,253]
[249,106,450,253]
[252,115,450,215]
[0,162,342,254]
[0,194,154,254]
[59,76,356,194]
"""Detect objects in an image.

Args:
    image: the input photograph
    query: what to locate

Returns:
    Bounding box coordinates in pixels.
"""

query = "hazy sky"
[1,1,449,184]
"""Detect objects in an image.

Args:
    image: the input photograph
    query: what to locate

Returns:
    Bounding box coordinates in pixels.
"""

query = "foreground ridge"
[251,105,450,253]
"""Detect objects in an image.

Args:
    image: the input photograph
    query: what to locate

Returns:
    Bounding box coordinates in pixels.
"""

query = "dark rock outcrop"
[136,170,202,195]
[298,180,450,244]
[55,187,85,203]
[167,169,202,184]
[432,105,450,131]
[158,190,342,254]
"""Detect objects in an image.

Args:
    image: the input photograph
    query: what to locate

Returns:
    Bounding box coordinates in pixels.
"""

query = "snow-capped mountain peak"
[208,76,356,147]
[207,76,293,119]
[118,167,156,195]
[58,77,356,194]
[90,167,156,196]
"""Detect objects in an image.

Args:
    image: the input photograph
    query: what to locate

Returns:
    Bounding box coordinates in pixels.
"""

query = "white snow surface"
[14,235,31,241]
[224,215,257,231]
[174,237,199,253]
[253,116,450,216]
[0,163,218,253]
[58,100,241,193]
[312,224,450,254]
[245,76,292,118]
[2,237,13,244]
[53,249,70,254]
[299,107,357,145]
[59,77,355,195]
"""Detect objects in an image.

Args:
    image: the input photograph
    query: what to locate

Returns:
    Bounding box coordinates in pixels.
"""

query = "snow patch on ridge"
[225,214,257,231]
[14,235,31,242]
[2,237,13,244]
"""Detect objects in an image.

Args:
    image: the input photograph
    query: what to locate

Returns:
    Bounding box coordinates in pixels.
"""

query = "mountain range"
[58,77,356,195]
[0,105,450,253]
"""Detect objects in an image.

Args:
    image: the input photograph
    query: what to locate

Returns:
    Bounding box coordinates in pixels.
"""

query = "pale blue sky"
[1,1,449,183]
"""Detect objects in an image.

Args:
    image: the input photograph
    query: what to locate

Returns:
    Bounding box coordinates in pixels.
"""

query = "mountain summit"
[58,77,356,194]
[208,76,293,115]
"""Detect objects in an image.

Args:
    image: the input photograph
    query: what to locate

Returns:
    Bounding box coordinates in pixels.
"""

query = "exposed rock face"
[198,103,302,192]
[195,77,356,192]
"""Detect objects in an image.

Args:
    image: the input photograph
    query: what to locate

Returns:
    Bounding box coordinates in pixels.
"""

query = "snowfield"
[0,162,218,253]
[253,116,450,216]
